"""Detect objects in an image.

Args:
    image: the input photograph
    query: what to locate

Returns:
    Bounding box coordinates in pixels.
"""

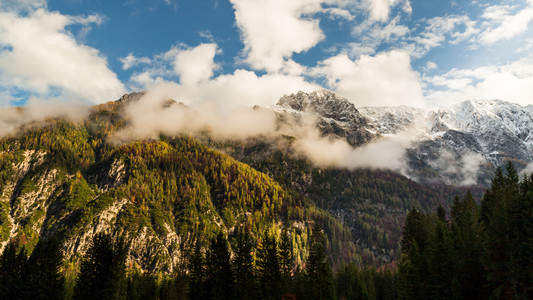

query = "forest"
[0,163,531,299]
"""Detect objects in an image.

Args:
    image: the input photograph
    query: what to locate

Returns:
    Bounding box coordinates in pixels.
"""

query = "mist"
[0,97,90,138]
[428,148,486,186]
[109,88,418,174]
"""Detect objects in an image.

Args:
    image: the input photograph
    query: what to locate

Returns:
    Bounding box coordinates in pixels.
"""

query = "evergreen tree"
[205,232,234,300]
[398,209,430,300]
[0,242,27,300]
[279,227,294,295]
[428,216,453,300]
[481,162,519,298]
[22,237,65,300]
[256,230,282,300]
[73,233,129,300]
[188,236,206,300]
[397,240,424,300]
[336,264,362,300]
[232,228,255,300]
[305,223,334,300]
[510,172,533,298]
[450,191,486,299]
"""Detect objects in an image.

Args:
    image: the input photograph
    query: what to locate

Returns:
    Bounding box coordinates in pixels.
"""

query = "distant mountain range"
[269,90,533,186]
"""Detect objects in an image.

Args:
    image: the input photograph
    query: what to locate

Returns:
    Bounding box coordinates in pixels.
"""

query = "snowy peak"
[273,91,533,186]
[277,89,366,125]
[359,105,426,135]
[436,99,533,145]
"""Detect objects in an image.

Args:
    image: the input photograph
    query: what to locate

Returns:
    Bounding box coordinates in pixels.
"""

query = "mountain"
[2,89,527,273]
[272,90,533,186]
[0,102,359,273]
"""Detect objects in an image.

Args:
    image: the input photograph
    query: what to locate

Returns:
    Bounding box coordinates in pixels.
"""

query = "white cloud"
[0,0,46,12]
[411,15,478,57]
[120,53,152,71]
[480,1,533,45]
[313,50,425,107]
[141,69,319,110]
[230,0,327,72]
[0,9,125,104]
[366,0,403,22]
[323,7,354,20]
[166,43,218,85]
[425,56,533,106]
[351,15,409,52]
[424,61,438,71]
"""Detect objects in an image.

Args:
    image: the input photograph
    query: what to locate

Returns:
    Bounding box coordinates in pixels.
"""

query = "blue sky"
[1,0,533,109]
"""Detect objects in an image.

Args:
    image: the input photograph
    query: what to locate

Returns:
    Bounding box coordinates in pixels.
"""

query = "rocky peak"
[277,90,366,125]
[116,91,146,104]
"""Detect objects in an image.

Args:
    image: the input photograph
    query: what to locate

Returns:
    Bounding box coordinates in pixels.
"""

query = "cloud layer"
[0,8,124,105]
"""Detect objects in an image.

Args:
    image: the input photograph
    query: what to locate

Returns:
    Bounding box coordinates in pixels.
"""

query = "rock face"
[274,91,533,186]
[275,90,377,146]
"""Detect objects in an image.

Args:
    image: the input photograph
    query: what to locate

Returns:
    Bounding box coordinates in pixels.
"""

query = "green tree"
[188,236,206,300]
[450,192,486,299]
[205,232,233,300]
[0,242,27,300]
[22,237,65,300]
[256,230,282,300]
[279,227,294,295]
[428,216,453,300]
[232,228,255,300]
[73,233,129,300]
[305,223,334,300]
[481,162,519,298]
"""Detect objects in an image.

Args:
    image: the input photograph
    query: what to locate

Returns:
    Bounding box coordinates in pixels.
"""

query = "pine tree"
[511,172,533,298]
[232,228,255,300]
[205,232,234,300]
[428,216,453,300]
[0,242,27,300]
[22,237,65,300]
[305,223,334,300]
[73,233,129,300]
[482,162,519,298]
[450,191,486,299]
[279,227,294,295]
[256,230,282,300]
[398,209,430,300]
[188,236,206,300]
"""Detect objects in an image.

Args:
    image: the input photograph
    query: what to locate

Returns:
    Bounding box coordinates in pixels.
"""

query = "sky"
[1,0,533,109]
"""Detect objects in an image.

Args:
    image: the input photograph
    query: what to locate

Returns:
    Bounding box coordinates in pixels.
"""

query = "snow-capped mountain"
[274,90,533,186]
[274,90,377,146]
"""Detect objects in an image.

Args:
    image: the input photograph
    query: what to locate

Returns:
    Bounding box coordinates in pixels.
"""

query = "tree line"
[398,162,533,299]
[1,162,531,299]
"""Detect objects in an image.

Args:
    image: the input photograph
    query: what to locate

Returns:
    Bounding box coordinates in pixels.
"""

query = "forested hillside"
[0,97,359,274]
[214,136,481,263]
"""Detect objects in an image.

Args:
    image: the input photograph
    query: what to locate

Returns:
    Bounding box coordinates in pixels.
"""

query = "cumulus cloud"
[230,0,327,72]
[0,9,125,104]
[479,1,533,45]
[312,50,425,107]
[134,69,319,110]
[425,56,533,107]
[366,0,407,22]
[166,43,218,85]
